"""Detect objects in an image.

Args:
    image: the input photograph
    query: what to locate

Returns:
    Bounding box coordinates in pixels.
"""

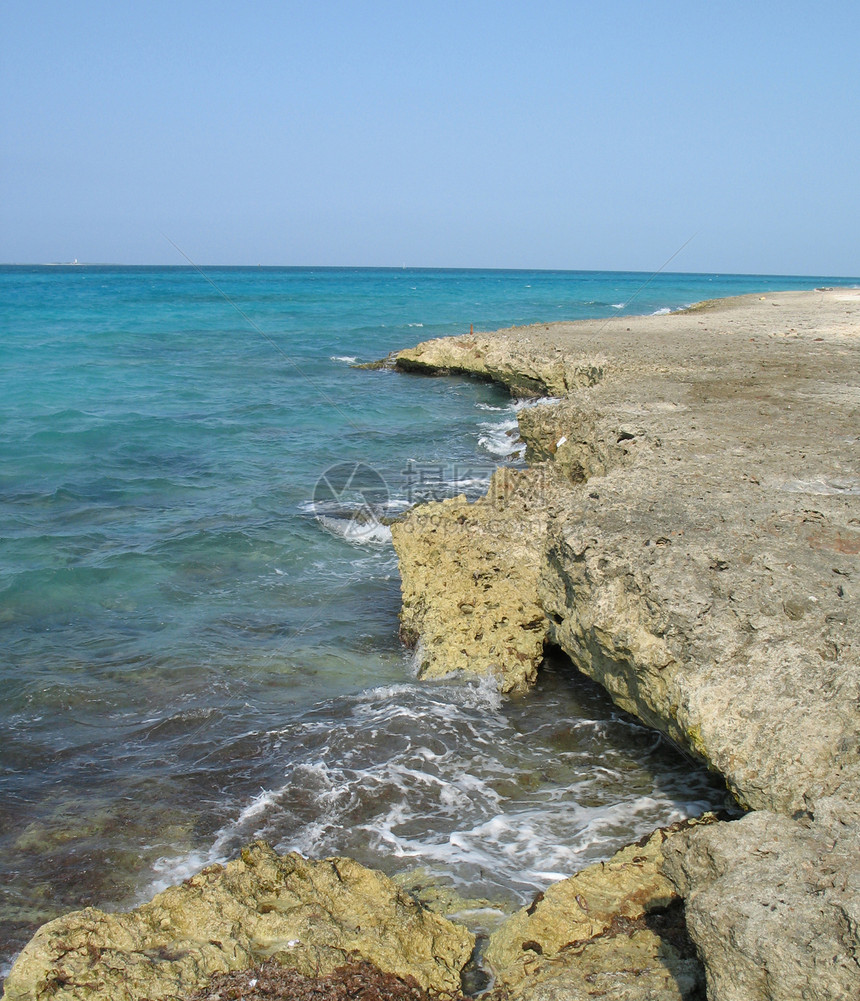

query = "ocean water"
[1,265,856,973]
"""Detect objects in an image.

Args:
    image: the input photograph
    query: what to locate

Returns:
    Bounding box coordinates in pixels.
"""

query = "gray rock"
[662,802,860,1000]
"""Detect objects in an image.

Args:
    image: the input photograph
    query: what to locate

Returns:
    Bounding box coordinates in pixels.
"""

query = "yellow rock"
[3,843,474,1001]
[485,820,715,999]
[392,467,552,694]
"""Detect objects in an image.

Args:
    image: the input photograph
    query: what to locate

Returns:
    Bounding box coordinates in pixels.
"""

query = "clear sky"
[2,0,858,274]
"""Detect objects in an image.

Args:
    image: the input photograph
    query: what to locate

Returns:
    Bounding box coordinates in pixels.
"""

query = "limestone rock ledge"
[390,289,860,999]
[484,818,716,1000]
[395,333,604,397]
[2,843,474,1001]
[391,290,860,817]
[391,467,553,694]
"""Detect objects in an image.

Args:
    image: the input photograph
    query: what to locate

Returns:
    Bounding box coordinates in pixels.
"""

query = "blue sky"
[2,0,858,274]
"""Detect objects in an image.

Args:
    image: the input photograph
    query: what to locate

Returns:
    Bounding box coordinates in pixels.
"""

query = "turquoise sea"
[2,265,857,973]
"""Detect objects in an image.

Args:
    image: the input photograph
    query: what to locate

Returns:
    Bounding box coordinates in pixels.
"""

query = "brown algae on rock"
[3,842,474,1001]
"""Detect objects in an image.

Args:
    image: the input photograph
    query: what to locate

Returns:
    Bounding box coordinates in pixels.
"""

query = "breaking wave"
[147,664,725,905]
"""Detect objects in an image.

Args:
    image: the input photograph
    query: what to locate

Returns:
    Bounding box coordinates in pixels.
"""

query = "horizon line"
[3,262,860,281]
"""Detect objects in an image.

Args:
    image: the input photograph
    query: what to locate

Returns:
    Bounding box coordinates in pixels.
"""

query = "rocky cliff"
[393,290,859,816]
[392,289,860,998]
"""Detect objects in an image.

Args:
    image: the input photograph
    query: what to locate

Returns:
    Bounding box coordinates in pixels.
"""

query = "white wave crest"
[316,515,392,545]
[513,396,561,412]
[478,417,521,457]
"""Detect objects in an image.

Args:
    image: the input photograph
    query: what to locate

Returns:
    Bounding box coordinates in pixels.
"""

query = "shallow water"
[144,654,723,902]
[2,265,856,972]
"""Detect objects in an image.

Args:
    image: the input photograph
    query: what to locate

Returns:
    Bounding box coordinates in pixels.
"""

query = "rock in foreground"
[484,820,714,1000]
[663,800,860,1001]
[3,843,474,1001]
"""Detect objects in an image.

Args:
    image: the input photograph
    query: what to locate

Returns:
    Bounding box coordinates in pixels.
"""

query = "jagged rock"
[3,842,474,1001]
[662,801,860,1001]
[395,334,604,397]
[353,353,397,370]
[391,467,553,693]
[393,289,860,999]
[394,290,860,817]
[516,394,627,484]
[484,820,715,1000]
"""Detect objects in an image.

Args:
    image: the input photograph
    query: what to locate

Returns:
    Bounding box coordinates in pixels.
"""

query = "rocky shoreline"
[393,290,860,815]
[5,289,858,1000]
[392,288,860,998]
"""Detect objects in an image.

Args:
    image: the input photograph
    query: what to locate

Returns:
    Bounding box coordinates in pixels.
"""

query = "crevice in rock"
[460,936,492,997]
[643,901,706,1001]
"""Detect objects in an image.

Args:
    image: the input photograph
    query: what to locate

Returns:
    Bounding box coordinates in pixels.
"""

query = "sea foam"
[145,669,724,906]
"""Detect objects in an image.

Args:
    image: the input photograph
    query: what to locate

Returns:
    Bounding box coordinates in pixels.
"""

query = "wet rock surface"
[484,820,714,1000]
[2,843,474,1001]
